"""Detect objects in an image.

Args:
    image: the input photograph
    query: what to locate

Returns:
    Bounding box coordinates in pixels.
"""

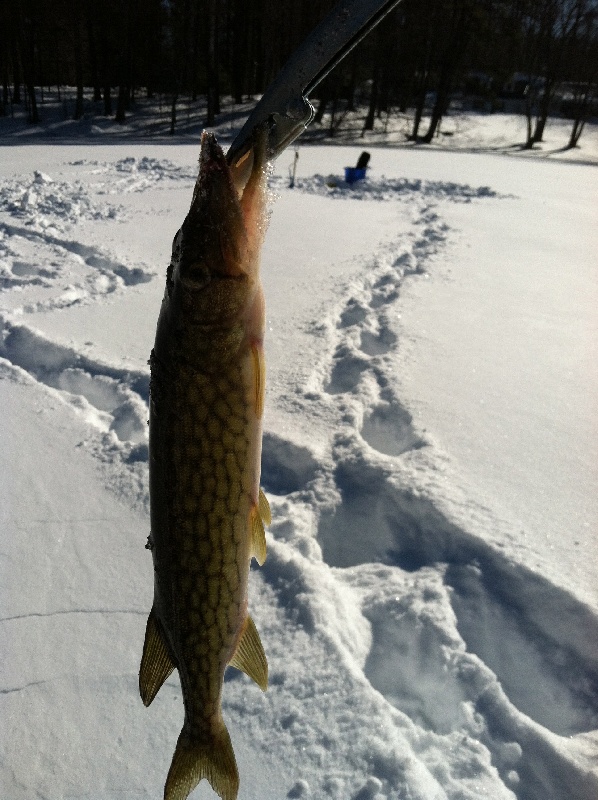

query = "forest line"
[1,0,596,149]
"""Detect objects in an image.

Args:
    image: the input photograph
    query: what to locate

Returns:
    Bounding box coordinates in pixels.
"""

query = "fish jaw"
[167,130,267,333]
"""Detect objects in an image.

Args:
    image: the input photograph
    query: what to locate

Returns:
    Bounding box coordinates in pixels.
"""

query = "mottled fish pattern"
[139,130,270,800]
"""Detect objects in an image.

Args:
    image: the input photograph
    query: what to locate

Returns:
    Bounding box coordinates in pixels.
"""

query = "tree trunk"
[0,22,8,114]
[117,0,133,120]
[115,84,128,123]
[421,0,474,144]
[422,107,441,142]
[205,0,218,126]
[532,79,554,143]
[11,39,21,104]
[73,2,84,120]
[99,4,112,116]
[24,76,39,123]
[18,10,39,123]
[2,72,8,113]
[567,117,585,148]
[0,3,7,114]
[346,52,358,112]
[231,0,245,104]
[328,93,339,138]
[213,5,220,116]
[190,5,200,102]
[85,1,102,102]
[422,80,450,143]
[524,85,535,148]
[103,84,112,116]
[51,10,64,103]
[170,93,178,135]
[532,115,547,143]
[566,85,591,149]
[362,66,380,133]
[410,91,425,140]
[313,79,331,124]
[250,0,264,95]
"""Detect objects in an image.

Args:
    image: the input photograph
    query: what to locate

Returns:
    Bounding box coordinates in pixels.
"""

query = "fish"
[139,128,271,800]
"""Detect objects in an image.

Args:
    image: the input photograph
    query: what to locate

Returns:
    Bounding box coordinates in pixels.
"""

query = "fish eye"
[185,264,212,287]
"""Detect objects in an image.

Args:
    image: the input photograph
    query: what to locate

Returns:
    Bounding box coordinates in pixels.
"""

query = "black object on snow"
[356,151,370,170]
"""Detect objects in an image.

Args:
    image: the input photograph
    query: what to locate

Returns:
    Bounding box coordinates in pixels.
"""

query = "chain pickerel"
[139,130,271,800]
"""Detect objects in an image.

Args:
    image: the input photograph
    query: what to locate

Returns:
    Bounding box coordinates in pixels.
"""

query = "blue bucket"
[344,166,367,184]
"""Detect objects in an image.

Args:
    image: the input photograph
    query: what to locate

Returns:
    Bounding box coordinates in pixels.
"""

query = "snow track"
[257,183,598,799]
[268,173,508,203]
[0,169,121,227]
[0,221,153,315]
[0,318,149,447]
[1,145,596,800]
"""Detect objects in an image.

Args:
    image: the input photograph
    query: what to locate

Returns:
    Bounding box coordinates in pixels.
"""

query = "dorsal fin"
[228,614,268,691]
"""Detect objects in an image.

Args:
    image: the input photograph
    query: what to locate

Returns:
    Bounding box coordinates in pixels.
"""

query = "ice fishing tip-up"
[226,0,403,168]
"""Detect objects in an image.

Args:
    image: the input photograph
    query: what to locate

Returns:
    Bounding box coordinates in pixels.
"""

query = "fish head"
[168,130,267,329]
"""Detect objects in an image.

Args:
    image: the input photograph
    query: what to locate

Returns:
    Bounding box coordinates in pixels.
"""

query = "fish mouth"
[179,132,249,283]
[197,132,237,196]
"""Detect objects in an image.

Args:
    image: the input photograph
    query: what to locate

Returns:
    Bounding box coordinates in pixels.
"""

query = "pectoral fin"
[228,614,268,691]
[258,487,271,526]
[139,607,175,706]
[251,343,265,419]
[250,505,267,565]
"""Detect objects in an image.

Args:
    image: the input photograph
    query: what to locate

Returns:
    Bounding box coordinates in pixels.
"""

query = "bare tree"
[205,0,220,126]
[563,0,598,148]
[0,1,11,115]
[519,0,585,147]
[12,0,40,123]
[402,0,441,141]
[115,0,136,124]
[0,0,592,146]
[72,0,84,119]
[422,0,479,142]
[165,0,191,135]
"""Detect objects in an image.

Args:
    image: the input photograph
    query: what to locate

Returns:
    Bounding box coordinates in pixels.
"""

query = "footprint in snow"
[361,402,425,457]
[317,447,598,799]
[0,320,150,447]
[0,222,154,315]
[337,299,368,329]
[359,322,397,356]
[325,346,371,395]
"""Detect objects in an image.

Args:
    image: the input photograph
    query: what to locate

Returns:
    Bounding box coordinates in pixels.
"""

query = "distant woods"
[1,0,596,148]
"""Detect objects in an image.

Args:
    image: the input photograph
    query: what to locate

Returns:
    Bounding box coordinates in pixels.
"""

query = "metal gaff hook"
[226,0,403,169]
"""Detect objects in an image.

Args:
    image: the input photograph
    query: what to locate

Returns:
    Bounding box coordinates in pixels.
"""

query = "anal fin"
[228,614,268,691]
[250,505,267,565]
[139,607,175,706]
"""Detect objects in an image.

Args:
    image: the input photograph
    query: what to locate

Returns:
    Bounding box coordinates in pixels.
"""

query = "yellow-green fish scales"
[139,130,270,800]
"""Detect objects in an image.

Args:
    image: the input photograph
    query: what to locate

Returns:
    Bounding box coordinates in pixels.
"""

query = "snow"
[1,105,597,800]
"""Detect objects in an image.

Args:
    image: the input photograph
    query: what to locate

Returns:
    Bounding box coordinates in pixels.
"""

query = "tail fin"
[164,719,239,800]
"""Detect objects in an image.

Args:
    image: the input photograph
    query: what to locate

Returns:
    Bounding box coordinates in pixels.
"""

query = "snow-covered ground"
[1,104,597,800]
